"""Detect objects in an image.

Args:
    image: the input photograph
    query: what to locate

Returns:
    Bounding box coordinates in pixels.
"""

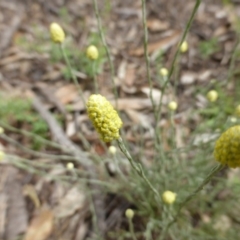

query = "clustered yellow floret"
[214,125,240,168]
[86,94,122,142]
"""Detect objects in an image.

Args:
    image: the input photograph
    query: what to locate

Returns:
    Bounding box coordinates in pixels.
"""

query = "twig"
[32,95,106,236]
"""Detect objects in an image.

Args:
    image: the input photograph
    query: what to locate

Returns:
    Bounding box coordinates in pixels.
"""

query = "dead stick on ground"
[32,96,106,236]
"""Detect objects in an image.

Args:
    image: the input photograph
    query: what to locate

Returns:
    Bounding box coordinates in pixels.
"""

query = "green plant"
[0,93,48,150]
[199,38,220,58]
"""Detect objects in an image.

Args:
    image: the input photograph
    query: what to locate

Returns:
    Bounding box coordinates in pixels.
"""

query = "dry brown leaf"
[112,98,153,110]
[125,109,153,130]
[23,184,40,209]
[54,186,86,219]
[24,209,53,240]
[124,65,136,87]
[130,30,181,56]
[180,72,197,85]
[147,19,169,32]
[55,84,79,104]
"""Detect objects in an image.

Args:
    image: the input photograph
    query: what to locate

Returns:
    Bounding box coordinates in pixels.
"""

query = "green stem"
[128,218,137,240]
[141,0,156,120]
[92,60,98,93]
[160,164,225,239]
[117,137,161,201]
[154,0,202,156]
[227,35,240,84]
[92,0,118,107]
[156,0,201,122]
[60,43,85,105]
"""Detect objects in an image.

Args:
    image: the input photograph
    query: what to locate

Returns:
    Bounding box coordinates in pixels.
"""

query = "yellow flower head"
[207,90,218,102]
[168,101,178,111]
[214,125,240,168]
[86,94,122,142]
[159,68,168,77]
[180,40,188,53]
[162,190,177,205]
[50,22,65,43]
[125,209,134,219]
[86,45,99,60]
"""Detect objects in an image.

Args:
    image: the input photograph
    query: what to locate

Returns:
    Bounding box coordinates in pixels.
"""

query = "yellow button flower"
[50,22,65,43]
[86,94,122,142]
[207,90,218,102]
[180,40,188,53]
[159,68,168,77]
[168,101,178,111]
[86,45,99,60]
[162,190,177,204]
[214,125,240,168]
[125,209,134,219]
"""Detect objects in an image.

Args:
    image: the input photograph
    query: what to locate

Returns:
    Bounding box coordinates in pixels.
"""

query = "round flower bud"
[0,151,5,161]
[66,162,74,170]
[50,22,65,43]
[0,127,4,134]
[86,94,123,142]
[159,68,168,77]
[214,125,240,168]
[168,101,178,111]
[207,90,218,102]
[180,41,188,53]
[109,146,117,155]
[125,209,134,219]
[230,117,237,123]
[86,45,99,60]
[162,191,177,204]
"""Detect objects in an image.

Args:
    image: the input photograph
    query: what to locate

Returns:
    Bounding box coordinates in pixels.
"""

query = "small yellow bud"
[180,40,188,53]
[125,209,134,219]
[109,146,117,155]
[207,90,218,102]
[86,45,99,60]
[86,94,123,142]
[168,101,178,111]
[235,105,240,117]
[0,127,4,134]
[66,162,74,170]
[0,151,5,161]
[159,68,168,77]
[230,117,237,123]
[50,22,65,43]
[214,125,240,168]
[162,191,177,204]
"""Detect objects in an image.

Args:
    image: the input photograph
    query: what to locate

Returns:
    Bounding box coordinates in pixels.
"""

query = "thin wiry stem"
[227,35,240,84]
[160,164,224,240]
[156,0,202,122]
[141,0,157,120]
[117,137,161,202]
[92,0,118,107]
[60,43,86,105]
[92,60,99,93]
[155,0,202,149]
